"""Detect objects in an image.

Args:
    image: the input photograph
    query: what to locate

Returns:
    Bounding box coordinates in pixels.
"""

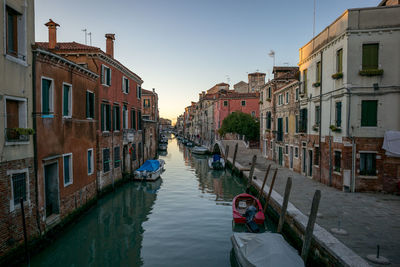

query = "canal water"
[30,136,264,267]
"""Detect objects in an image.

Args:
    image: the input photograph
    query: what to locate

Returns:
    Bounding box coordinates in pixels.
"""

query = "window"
[101,103,111,131]
[315,106,320,126]
[113,105,120,131]
[103,148,110,173]
[138,110,142,130]
[315,147,320,166]
[5,96,28,143]
[334,151,341,172]
[360,153,376,176]
[335,102,342,128]
[295,88,299,101]
[303,69,308,93]
[361,100,378,127]
[137,85,142,99]
[286,92,289,104]
[114,147,120,168]
[295,115,299,133]
[63,153,73,186]
[277,118,283,141]
[143,99,150,108]
[251,111,255,117]
[299,108,308,132]
[295,147,299,158]
[87,149,93,175]
[6,6,24,59]
[122,77,129,93]
[41,78,53,115]
[63,83,72,117]
[102,65,111,86]
[223,100,228,107]
[336,49,343,73]
[285,117,288,133]
[285,145,288,154]
[86,91,95,119]
[123,105,128,129]
[241,100,246,106]
[266,112,271,129]
[12,172,27,206]
[316,61,321,82]
[131,109,136,130]
[362,43,379,70]
[268,87,271,99]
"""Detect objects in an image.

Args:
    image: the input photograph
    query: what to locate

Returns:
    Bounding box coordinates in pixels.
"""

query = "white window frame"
[294,146,299,158]
[286,91,289,104]
[4,95,28,145]
[63,153,73,187]
[62,82,72,118]
[41,76,54,118]
[101,65,111,86]
[86,90,95,119]
[122,76,129,94]
[137,84,141,99]
[4,2,28,66]
[87,148,94,175]
[7,168,30,212]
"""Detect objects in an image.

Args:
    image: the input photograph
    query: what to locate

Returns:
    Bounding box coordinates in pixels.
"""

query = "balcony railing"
[5,128,30,142]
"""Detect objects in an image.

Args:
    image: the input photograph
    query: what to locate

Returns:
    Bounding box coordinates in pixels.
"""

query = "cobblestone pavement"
[221,140,400,266]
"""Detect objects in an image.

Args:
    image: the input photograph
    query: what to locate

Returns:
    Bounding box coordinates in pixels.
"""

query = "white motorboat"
[191,146,209,155]
[134,159,165,181]
[231,232,304,267]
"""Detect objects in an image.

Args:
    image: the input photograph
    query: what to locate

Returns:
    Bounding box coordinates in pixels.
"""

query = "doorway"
[278,146,283,166]
[44,162,60,217]
[302,147,307,174]
[289,146,293,169]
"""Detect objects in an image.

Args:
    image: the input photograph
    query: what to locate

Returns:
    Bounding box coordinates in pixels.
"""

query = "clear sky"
[35,0,380,123]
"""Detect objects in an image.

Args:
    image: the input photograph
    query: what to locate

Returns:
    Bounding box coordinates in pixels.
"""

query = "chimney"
[45,19,60,49]
[105,34,115,58]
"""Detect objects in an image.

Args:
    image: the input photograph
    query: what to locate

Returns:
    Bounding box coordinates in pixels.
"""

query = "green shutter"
[362,44,379,70]
[86,92,89,118]
[336,102,342,127]
[107,105,111,130]
[63,85,69,116]
[42,79,50,113]
[101,103,104,131]
[361,100,378,126]
[337,49,343,73]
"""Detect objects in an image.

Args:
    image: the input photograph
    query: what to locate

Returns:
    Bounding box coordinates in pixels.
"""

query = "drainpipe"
[318,50,323,183]
[345,85,355,192]
[32,50,42,235]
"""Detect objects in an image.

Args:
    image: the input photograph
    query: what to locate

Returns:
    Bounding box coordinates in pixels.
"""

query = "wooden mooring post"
[248,155,257,181]
[301,190,321,263]
[277,177,292,233]
[20,198,29,265]
[232,143,238,167]
[257,164,271,199]
[263,168,278,213]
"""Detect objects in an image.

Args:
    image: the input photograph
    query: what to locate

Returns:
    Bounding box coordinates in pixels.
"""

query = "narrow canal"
[31,135,260,267]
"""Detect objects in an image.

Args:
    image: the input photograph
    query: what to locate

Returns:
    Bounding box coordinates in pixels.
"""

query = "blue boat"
[134,159,165,181]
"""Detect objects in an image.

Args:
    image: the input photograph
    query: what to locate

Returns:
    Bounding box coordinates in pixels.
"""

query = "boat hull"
[134,159,165,181]
[232,193,264,225]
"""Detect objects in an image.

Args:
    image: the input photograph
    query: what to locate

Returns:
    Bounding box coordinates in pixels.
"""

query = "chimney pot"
[105,33,115,58]
[45,19,60,49]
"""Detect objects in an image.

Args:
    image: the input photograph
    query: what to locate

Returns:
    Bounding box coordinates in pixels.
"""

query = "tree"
[218,111,259,141]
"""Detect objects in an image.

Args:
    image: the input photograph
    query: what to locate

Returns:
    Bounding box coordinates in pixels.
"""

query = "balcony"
[5,128,31,143]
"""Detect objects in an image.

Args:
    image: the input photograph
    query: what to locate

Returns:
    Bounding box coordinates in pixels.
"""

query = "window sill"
[358,175,378,179]
[42,114,54,118]
[5,54,28,67]
[5,141,30,146]
[333,171,342,176]
[63,116,72,119]
[64,181,73,187]
[102,84,110,87]
[88,172,94,176]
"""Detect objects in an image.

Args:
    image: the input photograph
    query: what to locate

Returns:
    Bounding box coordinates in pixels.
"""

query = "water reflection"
[31,136,249,267]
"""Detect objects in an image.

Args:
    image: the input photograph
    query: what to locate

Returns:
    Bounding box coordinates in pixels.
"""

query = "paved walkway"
[221,140,400,266]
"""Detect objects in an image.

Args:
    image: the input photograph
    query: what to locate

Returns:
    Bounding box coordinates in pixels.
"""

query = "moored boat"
[134,159,165,181]
[158,143,168,151]
[231,232,304,267]
[192,146,209,155]
[208,155,225,170]
[232,193,264,225]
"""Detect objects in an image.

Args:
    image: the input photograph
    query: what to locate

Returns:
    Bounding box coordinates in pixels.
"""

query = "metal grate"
[12,173,26,205]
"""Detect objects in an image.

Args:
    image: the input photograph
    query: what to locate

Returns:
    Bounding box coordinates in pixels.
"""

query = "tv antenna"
[82,29,87,44]
[88,32,92,45]
[268,50,275,66]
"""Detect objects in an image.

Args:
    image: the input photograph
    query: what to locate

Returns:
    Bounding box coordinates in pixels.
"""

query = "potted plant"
[330,125,341,132]
[312,82,321,87]
[312,124,319,132]
[14,128,35,135]
[359,69,384,76]
[259,100,263,104]
[331,72,343,79]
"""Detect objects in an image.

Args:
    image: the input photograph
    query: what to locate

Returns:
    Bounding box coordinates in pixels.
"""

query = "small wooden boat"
[192,146,209,155]
[232,193,264,225]
[134,159,165,181]
[208,156,225,170]
[231,232,304,267]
